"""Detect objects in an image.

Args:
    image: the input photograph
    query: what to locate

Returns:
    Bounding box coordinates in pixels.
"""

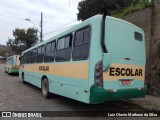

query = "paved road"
[1,64,159,119]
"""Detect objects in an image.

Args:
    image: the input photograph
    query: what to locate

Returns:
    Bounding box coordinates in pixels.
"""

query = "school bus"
[19,14,147,104]
[5,55,20,74]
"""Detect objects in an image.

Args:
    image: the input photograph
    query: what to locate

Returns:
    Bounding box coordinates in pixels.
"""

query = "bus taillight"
[94,60,103,87]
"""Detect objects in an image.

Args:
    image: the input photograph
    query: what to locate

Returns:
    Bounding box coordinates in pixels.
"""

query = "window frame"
[56,33,73,62]
[57,34,73,51]
[30,48,37,64]
[51,40,56,52]
[44,40,56,63]
[45,42,52,54]
[134,32,143,42]
[36,45,45,63]
[72,25,91,61]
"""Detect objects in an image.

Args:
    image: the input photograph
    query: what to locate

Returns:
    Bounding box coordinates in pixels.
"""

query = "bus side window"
[84,27,91,43]
[44,41,56,62]
[36,46,42,63]
[56,34,72,62]
[51,41,56,52]
[36,45,45,63]
[30,48,37,63]
[34,48,37,63]
[28,51,31,64]
[72,26,91,60]
[74,30,84,45]
[25,51,29,64]
[30,50,33,63]
[25,53,27,64]
[41,45,45,63]
[24,53,27,64]
[23,53,25,64]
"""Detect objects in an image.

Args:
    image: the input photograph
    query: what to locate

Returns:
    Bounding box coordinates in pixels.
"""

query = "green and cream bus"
[5,55,20,74]
[19,14,147,104]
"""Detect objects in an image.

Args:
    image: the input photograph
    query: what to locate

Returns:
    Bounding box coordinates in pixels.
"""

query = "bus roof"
[106,16,143,31]
[22,15,143,54]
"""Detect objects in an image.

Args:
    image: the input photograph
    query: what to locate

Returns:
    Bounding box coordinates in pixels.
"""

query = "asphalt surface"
[0,64,159,119]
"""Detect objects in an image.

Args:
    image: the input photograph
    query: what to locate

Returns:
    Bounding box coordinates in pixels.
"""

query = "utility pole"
[25,12,43,42]
[40,12,43,42]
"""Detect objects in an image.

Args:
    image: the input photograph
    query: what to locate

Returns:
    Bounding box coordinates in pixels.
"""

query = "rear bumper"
[90,85,147,104]
[11,68,19,73]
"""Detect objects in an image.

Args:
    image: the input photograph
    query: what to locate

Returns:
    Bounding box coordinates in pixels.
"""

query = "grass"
[111,1,154,18]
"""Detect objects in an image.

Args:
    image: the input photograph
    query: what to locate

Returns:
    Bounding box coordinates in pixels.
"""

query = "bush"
[112,1,154,18]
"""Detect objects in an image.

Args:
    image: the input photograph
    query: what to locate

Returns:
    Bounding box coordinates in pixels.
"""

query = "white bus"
[5,55,20,74]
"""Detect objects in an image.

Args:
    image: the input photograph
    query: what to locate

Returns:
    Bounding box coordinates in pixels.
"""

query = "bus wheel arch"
[41,76,50,98]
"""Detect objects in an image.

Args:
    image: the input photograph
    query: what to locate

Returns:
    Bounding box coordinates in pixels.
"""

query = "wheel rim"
[42,81,47,95]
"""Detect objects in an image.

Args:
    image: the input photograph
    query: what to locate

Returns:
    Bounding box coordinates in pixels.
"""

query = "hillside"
[0,44,12,57]
[0,44,9,51]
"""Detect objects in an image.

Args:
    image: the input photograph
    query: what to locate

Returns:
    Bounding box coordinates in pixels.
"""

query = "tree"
[6,28,38,54]
[77,0,132,21]
[77,0,152,21]
[0,50,7,57]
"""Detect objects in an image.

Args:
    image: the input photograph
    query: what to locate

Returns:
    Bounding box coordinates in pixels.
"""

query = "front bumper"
[90,85,147,104]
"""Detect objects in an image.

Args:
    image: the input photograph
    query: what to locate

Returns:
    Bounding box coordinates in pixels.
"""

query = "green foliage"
[77,0,154,21]
[112,0,154,18]
[6,28,38,54]
[0,50,7,57]
[77,0,133,21]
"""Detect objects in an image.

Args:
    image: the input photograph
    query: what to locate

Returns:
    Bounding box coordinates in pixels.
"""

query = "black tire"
[42,78,50,99]
[22,74,27,84]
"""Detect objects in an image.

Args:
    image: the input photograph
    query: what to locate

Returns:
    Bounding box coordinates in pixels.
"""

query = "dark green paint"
[90,84,147,104]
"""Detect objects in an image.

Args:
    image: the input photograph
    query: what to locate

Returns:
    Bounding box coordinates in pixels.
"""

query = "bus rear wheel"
[42,78,50,99]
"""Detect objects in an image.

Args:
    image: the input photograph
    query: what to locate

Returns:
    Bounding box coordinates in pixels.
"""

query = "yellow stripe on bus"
[22,62,145,81]
[22,62,89,80]
[103,63,145,81]
[6,65,20,69]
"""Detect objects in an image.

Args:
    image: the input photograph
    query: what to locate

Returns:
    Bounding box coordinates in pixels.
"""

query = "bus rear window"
[135,32,142,42]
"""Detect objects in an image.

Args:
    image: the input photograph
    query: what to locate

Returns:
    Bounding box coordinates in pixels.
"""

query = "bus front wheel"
[42,78,50,99]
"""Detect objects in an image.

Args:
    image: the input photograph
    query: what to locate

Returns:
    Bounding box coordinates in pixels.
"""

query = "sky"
[0,0,81,45]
